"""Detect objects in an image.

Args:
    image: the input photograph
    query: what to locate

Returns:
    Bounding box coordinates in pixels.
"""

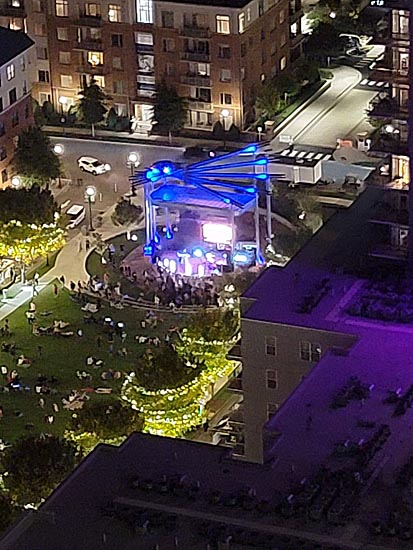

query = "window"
[238,13,245,33]
[94,76,105,88]
[87,51,103,66]
[240,67,246,80]
[165,63,174,76]
[220,92,232,105]
[112,56,122,69]
[33,0,42,11]
[34,22,46,36]
[1,170,7,185]
[11,111,19,127]
[261,73,266,81]
[59,51,71,64]
[8,88,17,105]
[218,45,231,59]
[136,0,153,24]
[258,0,264,16]
[265,336,276,356]
[280,32,286,47]
[216,15,230,34]
[280,56,287,71]
[161,10,174,28]
[114,103,127,116]
[113,80,125,94]
[20,57,26,72]
[57,27,68,40]
[55,0,68,17]
[299,341,321,362]
[246,7,251,21]
[108,4,121,22]
[266,370,278,389]
[36,47,48,60]
[220,69,231,82]
[38,70,50,82]
[267,402,278,421]
[135,32,153,46]
[279,9,285,24]
[60,74,72,87]
[0,146,6,161]
[39,92,50,105]
[162,38,175,53]
[111,33,123,47]
[85,3,100,16]
[6,64,15,81]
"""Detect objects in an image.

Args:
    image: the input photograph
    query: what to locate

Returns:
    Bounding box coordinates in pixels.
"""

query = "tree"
[111,199,143,227]
[76,77,109,137]
[153,83,187,144]
[212,120,225,140]
[294,59,321,87]
[1,435,81,506]
[275,73,301,100]
[255,83,282,120]
[305,22,343,61]
[0,186,58,225]
[13,126,61,187]
[0,491,15,533]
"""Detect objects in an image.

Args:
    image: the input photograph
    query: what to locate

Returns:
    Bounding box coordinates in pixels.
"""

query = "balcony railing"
[135,43,154,54]
[188,101,213,112]
[181,51,211,62]
[180,74,211,86]
[180,25,211,38]
[75,13,102,26]
[76,64,106,74]
[74,39,103,51]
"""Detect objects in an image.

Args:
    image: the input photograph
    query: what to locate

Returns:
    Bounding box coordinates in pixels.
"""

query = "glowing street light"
[220,109,230,150]
[53,143,64,155]
[257,126,263,142]
[85,185,96,232]
[127,152,140,196]
[11,176,21,188]
[58,95,68,114]
[329,11,336,18]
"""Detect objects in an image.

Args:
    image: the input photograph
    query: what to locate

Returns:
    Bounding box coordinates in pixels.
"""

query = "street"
[49,137,184,215]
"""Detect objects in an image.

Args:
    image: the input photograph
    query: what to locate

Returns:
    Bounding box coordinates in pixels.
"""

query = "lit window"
[11,0,21,6]
[55,0,68,17]
[135,32,153,46]
[108,4,121,22]
[60,74,72,87]
[238,13,245,33]
[136,0,153,24]
[267,402,278,421]
[299,341,321,362]
[220,69,231,82]
[265,336,276,355]
[85,3,100,16]
[280,56,287,71]
[279,9,285,24]
[219,92,232,105]
[87,51,103,66]
[94,76,105,88]
[216,15,230,34]
[6,64,15,81]
[266,370,278,389]
[246,7,251,21]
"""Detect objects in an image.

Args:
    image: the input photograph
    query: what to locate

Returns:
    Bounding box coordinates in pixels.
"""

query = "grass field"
[0,282,182,443]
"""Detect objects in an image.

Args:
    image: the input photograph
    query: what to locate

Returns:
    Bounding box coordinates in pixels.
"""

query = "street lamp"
[127,152,140,196]
[220,109,230,150]
[58,95,68,113]
[53,143,64,155]
[257,126,263,142]
[85,185,96,232]
[11,176,21,188]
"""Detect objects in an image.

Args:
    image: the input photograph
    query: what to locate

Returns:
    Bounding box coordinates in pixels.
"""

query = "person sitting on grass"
[17,355,31,366]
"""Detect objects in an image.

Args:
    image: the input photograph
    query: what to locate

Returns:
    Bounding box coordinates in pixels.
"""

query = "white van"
[66,204,85,229]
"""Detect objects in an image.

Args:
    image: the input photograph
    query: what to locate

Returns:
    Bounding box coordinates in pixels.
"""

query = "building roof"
[154,0,251,8]
[0,28,34,67]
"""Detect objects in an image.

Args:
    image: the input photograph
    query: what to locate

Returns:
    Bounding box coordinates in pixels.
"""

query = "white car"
[78,156,111,175]
[66,204,85,229]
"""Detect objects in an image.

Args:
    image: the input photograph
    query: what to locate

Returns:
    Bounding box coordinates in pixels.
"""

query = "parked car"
[78,156,111,175]
[66,204,85,229]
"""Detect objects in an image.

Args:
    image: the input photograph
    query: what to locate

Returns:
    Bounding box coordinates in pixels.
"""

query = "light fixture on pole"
[127,151,140,196]
[220,109,230,150]
[257,126,263,142]
[11,175,21,188]
[53,143,64,155]
[58,95,68,114]
[85,185,96,232]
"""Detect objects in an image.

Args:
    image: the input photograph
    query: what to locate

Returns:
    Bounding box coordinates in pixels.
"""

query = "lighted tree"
[0,435,81,506]
[65,400,143,453]
[76,77,109,137]
[255,83,282,120]
[153,82,188,144]
[13,126,61,187]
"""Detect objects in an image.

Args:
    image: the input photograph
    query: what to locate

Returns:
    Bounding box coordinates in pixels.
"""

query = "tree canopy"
[76,77,109,136]
[1,435,81,506]
[153,83,188,143]
[0,186,58,225]
[111,199,143,227]
[255,83,282,119]
[13,126,61,187]
[0,491,15,533]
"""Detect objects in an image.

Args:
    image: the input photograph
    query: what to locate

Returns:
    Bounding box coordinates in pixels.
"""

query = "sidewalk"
[270,65,362,151]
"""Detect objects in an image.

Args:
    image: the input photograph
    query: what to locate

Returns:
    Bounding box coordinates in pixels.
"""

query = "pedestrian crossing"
[357,78,390,91]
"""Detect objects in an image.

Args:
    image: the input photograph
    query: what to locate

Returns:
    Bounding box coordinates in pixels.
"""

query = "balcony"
[181,51,211,62]
[188,100,213,112]
[76,64,106,75]
[180,74,211,86]
[73,39,103,51]
[180,25,211,38]
[0,2,25,17]
[75,13,102,27]
[135,43,153,54]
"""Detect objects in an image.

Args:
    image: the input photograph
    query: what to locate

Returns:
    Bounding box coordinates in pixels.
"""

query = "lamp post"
[11,176,21,188]
[85,186,96,232]
[58,95,68,114]
[220,109,230,150]
[257,126,263,142]
[127,152,140,196]
[53,143,64,155]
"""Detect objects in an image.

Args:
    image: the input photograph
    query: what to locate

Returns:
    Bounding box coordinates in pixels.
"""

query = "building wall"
[0,46,34,187]
[240,317,357,463]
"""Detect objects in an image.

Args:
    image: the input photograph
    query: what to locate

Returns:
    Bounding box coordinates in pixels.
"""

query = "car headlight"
[104,164,111,171]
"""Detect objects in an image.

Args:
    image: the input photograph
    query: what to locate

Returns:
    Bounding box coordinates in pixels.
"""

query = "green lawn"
[0,282,182,442]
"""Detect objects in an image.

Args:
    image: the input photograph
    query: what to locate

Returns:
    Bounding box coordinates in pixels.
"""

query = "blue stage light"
[166,228,174,239]
[255,158,268,165]
[242,145,257,154]
[163,166,172,174]
[192,247,204,258]
[143,244,154,256]
[154,232,161,244]
[255,173,268,180]
[246,187,256,193]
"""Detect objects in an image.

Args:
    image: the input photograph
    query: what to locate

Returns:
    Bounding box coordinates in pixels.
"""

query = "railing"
[188,101,213,112]
[180,74,211,86]
[75,13,102,26]
[181,51,211,62]
[74,40,103,51]
[76,64,106,74]
[180,26,211,38]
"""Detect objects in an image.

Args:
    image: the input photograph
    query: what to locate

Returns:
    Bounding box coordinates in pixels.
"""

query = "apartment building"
[0,26,34,187]
[0,0,303,131]
[366,1,410,261]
